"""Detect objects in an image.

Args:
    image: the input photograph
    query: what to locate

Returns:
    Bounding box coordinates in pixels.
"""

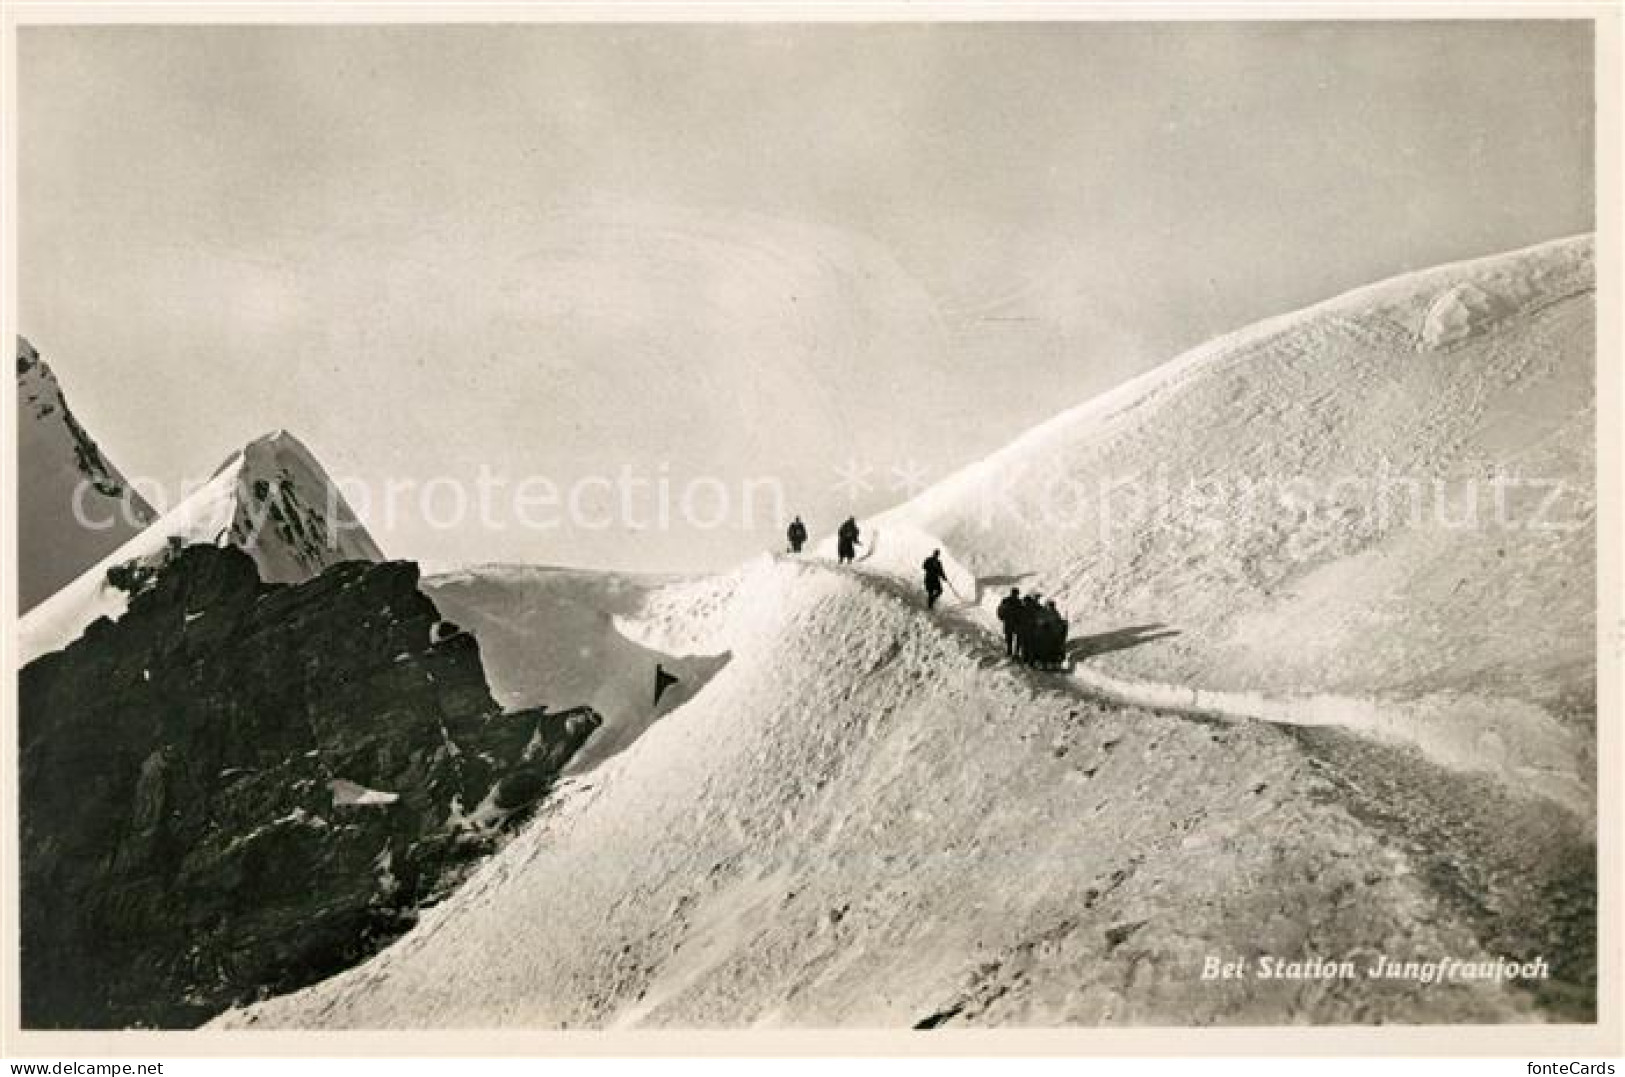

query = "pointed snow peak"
[209,429,323,485]
[21,425,385,663]
[248,427,296,450]
[221,428,385,584]
[242,428,323,472]
[220,428,325,474]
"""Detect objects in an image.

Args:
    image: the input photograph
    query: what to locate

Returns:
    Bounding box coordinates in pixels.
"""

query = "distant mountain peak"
[213,427,385,583]
[21,424,385,664]
[17,336,156,611]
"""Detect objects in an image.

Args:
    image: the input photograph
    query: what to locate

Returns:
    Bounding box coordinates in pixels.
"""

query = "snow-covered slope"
[16,337,156,611]
[422,566,730,771]
[216,556,1592,1028]
[211,237,1599,1030]
[866,235,1596,807]
[19,430,383,663]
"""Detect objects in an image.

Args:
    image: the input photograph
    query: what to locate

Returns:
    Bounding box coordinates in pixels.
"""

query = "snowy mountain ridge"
[16,336,157,611]
[217,552,1593,1029]
[214,235,1599,1030]
[884,234,1593,528]
[869,233,1596,812]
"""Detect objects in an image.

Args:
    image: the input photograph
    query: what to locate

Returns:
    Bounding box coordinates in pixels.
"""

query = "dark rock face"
[19,545,600,1029]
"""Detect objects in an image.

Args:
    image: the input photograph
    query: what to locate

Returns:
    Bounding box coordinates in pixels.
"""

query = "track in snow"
[800,552,1588,818]
[786,552,1595,1018]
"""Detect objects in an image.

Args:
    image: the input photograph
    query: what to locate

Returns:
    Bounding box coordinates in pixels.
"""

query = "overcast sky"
[19,21,1594,573]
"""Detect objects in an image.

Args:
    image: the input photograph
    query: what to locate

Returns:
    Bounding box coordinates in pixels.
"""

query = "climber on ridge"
[836,516,862,564]
[996,587,1023,658]
[922,549,948,610]
[786,515,808,555]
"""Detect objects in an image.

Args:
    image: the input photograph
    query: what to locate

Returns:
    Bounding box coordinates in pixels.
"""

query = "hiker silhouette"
[922,549,948,610]
[836,517,861,564]
[786,516,808,554]
[996,587,1023,657]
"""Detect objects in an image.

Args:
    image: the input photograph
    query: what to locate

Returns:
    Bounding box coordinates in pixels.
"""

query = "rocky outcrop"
[21,429,387,666]
[19,545,600,1029]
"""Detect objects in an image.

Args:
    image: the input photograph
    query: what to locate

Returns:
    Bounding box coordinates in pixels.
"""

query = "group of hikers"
[995,588,1071,670]
[786,514,863,565]
[785,515,1071,670]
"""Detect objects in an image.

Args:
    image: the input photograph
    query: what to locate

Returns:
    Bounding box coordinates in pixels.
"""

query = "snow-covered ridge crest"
[618,549,1590,814]
[609,235,1598,815]
[209,429,384,582]
[865,232,1595,811]
[889,233,1593,527]
[19,429,384,664]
